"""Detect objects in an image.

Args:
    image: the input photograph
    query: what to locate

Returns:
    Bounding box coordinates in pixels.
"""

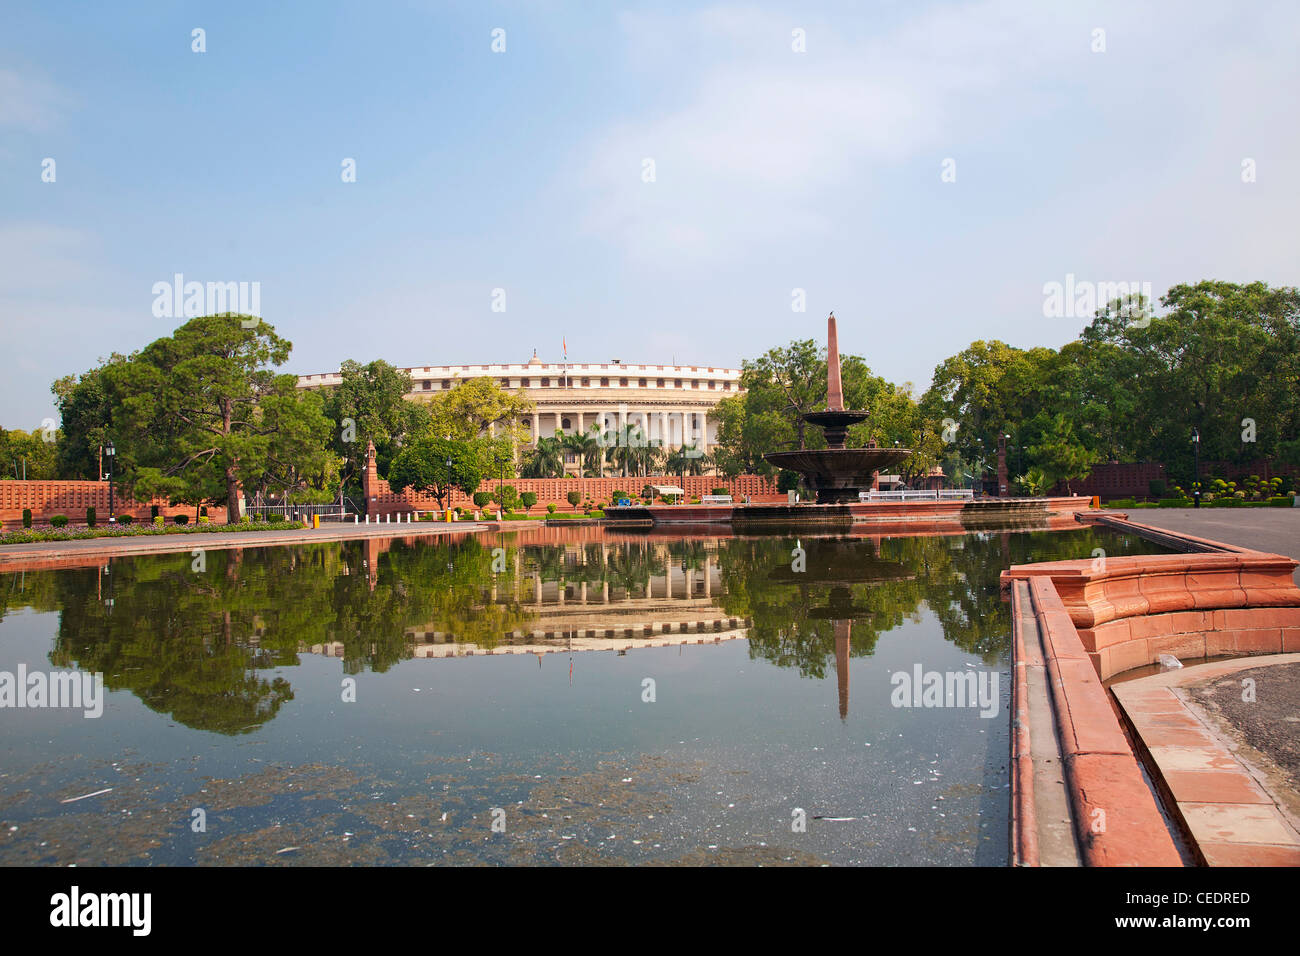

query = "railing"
[700,495,733,504]
[245,503,347,521]
[859,489,974,501]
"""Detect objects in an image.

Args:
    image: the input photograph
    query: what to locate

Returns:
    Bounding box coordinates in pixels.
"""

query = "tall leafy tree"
[104,313,334,522]
[387,434,482,509]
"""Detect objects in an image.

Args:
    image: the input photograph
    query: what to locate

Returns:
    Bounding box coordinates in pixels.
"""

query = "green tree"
[104,314,332,523]
[387,434,482,509]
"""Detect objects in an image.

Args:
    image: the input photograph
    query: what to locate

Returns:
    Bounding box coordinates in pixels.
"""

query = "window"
[639,378,647,387]
[582,378,590,387]
[501,378,510,387]
[675,379,682,388]
[723,382,731,391]
[442,380,451,389]
[562,418,571,429]
[708,380,716,389]
[422,380,431,390]
[600,377,609,387]
[657,378,665,387]
[620,378,628,387]
[541,377,550,386]
[522,378,530,387]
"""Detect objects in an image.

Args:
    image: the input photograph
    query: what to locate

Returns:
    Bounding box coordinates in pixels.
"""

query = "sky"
[2,0,1298,429]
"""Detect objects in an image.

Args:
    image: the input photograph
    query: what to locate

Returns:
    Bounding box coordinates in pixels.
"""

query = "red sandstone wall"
[0,480,229,529]
[362,472,783,515]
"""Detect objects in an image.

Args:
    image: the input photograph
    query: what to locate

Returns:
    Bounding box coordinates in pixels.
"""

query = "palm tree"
[520,435,565,478]
[666,443,707,479]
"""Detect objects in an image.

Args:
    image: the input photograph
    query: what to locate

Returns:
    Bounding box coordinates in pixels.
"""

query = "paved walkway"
[1106,508,1300,580]
[0,521,489,568]
[1113,654,1300,866]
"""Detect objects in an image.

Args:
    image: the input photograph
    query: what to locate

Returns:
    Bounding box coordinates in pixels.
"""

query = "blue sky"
[3,0,1297,428]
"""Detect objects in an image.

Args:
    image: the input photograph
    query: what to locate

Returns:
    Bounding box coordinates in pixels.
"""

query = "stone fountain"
[763,314,912,504]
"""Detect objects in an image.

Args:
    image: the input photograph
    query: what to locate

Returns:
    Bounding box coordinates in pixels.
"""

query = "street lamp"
[1192,428,1201,508]
[105,441,116,523]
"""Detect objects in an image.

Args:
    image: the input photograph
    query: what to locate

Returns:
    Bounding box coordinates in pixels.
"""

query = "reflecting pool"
[0,525,1170,866]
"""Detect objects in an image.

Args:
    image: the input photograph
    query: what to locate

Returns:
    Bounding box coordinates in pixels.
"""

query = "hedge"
[50,515,69,528]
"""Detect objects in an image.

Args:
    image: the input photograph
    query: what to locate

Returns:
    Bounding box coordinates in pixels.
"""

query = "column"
[660,411,668,448]
[704,557,712,596]
[699,411,707,450]
[532,412,540,445]
[555,411,562,436]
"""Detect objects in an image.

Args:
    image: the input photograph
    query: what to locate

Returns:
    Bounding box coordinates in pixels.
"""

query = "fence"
[860,489,974,501]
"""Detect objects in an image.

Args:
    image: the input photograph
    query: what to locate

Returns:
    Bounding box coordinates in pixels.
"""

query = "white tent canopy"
[651,485,686,496]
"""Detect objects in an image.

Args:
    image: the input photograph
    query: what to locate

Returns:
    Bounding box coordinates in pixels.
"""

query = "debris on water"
[1157,654,1183,670]
[60,788,113,804]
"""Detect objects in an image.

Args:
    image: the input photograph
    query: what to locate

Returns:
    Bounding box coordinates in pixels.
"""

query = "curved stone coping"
[1011,576,1184,866]
[1002,529,1300,681]
[1005,514,1300,866]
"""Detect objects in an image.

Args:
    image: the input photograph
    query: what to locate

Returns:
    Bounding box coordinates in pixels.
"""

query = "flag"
[562,337,567,359]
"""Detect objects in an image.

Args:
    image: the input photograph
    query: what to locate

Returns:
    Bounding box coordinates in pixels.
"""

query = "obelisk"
[826,312,844,413]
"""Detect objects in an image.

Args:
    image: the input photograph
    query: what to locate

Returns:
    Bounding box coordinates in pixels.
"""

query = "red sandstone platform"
[1113,656,1300,866]
[1005,514,1300,867]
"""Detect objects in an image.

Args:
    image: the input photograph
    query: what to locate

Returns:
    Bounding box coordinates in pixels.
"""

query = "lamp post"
[105,440,116,523]
[1192,428,1201,508]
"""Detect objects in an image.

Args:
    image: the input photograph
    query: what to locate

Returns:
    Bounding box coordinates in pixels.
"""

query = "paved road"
[1107,507,1300,581]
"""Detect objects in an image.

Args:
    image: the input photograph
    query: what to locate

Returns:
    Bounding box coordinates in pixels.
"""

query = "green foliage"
[50,514,68,528]
[0,427,61,480]
[173,514,188,524]
[491,484,519,511]
[153,515,164,527]
[98,313,338,523]
[1148,479,1167,497]
[546,503,556,513]
[321,359,424,488]
[519,491,537,512]
[776,469,801,493]
[22,508,32,528]
[387,434,482,509]
[117,514,133,524]
[86,507,96,527]
[472,492,491,508]
[567,491,582,507]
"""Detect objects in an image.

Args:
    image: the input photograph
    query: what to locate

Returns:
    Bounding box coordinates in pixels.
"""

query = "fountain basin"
[763,447,913,503]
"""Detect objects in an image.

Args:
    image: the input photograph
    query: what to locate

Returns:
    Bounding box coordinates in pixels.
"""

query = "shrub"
[547,503,557,514]
[22,508,32,528]
[173,514,189,525]
[153,516,164,527]
[567,491,583,507]
[1105,498,1137,509]
[690,497,701,504]
[1156,498,1188,508]
[712,487,729,497]
[50,514,69,528]
[1148,479,1166,498]
[198,515,210,524]
[1268,496,1294,507]
[267,513,285,523]
[86,507,97,527]
[589,510,605,519]
[117,514,134,525]
[472,491,491,508]
[520,491,537,513]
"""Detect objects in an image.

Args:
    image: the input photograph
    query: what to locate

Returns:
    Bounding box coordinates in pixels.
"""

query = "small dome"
[527,349,542,366]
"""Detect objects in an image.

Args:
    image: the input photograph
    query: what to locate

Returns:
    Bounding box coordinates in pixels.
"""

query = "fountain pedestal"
[763,315,912,504]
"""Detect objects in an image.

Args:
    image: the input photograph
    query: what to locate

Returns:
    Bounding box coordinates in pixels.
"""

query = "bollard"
[313,514,320,529]
[365,514,370,524]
